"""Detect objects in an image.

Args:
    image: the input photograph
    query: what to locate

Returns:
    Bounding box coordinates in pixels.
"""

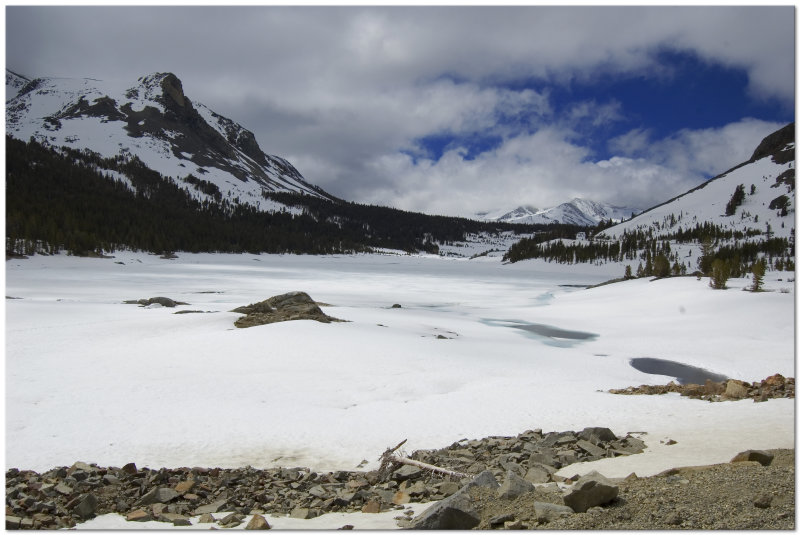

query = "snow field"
[5,252,795,484]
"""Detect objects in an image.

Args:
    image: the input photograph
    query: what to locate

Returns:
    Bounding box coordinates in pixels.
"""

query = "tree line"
[6,136,546,257]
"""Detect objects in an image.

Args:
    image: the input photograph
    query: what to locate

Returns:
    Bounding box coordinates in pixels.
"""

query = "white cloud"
[610,118,788,177]
[5,6,794,217]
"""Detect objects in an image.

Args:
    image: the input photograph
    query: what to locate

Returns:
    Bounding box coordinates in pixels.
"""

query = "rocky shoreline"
[4,426,645,529]
[5,377,794,530]
[608,373,794,402]
[6,420,795,530]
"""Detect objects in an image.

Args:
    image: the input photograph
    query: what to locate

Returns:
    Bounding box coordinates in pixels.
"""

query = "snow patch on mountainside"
[599,143,795,240]
[482,198,638,226]
[5,71,332,212]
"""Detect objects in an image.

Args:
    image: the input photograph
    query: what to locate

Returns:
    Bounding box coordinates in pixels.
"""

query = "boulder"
[392,464,423,482]
[524,464,551,484]
[71,493,98,520]
[126,509,153,522]
[245,514,272,530]
[578,427,617,444]
[124,297,188,308]
[498,471,535,500]
[219,513,245,527]
[361,499,381,514]
[563,471,619,513]
[576,439,606,458]
[232,291,343,328]
[410,470,498,530]
[534,502,575,522]
[290,507,317,519]
[731,449,774,466]
[193,498,228,515]
[174,479,195,493]
[138,487,179,505]
[724,380,749,399]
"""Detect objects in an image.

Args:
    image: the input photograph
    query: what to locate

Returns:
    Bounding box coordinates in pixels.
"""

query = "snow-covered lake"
[5,252,795,481]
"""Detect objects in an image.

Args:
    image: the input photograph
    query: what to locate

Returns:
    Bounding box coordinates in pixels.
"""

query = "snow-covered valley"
[6,251,794,486]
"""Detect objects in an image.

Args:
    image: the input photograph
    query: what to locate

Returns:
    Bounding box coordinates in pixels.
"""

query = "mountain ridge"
[481,198,638,226]
[6,70,335,209]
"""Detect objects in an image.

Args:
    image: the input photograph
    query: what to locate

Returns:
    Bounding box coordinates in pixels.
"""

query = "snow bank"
[5,252,794,483]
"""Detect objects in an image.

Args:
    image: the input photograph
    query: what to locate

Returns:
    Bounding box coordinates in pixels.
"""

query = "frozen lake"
[5,252,795,479]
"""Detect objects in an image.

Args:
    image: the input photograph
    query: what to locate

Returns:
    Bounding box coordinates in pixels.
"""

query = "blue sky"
[414,48,791,167]
[5,5,795,216]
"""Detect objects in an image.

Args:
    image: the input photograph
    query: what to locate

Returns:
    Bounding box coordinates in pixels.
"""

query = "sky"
[4,5,795,217]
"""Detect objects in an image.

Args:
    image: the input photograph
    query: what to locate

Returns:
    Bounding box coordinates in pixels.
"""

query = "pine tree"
[624,265,633,280]
[750,258,766,292]
[710,259,731,289]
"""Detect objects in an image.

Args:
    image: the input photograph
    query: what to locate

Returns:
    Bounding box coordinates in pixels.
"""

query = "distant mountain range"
[478,198,639,227]
[6,70,334,211]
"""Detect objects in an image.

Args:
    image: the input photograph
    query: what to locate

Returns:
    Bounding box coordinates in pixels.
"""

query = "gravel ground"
[472,449,794,530]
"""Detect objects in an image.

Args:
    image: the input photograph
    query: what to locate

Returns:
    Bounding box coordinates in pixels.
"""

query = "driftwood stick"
[386,454,469,480]
[378,438,468,480]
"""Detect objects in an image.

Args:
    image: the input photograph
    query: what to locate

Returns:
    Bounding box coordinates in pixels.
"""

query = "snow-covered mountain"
[6,70,334,210]
[482,198,637,226]
[598,123,795,240]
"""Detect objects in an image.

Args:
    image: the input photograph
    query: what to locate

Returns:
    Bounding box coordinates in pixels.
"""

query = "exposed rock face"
[231,291,344,328]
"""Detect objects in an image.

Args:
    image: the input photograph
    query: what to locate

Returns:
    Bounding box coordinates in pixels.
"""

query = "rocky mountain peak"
[160,73,186,108]
[7,70,334,206]
[750,122,794,165]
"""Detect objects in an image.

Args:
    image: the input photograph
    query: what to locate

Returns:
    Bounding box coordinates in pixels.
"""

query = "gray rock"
[124,296,188,308]
[193,498,229,515]
[219,513,245,526]
[498,471,535,500]
[579,427,618,444]
[489,513,515,526]
[563,471,619,513]
[527,449,558,467]
[410,471,497,530]
[534,502,575,522]
[436,481,460,497]
[55,482,73,495]
[71,493,98,520]
[576,439,606,458]
[392,464,423,482]
[290,507,317,519]
[138,487,179,505]
[524,464,551,484]
[731,449,774,466]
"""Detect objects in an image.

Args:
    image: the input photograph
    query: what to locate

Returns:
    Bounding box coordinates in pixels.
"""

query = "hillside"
[504,123,795,276]
[5,135,551,258]
[6,70,333,210]
[598,123,795,241]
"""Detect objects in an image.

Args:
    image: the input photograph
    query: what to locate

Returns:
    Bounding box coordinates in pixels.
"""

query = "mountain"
[483,198,637,226]
[6,70,334,209]
[504,123,795,271]
[598,123,795,240]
